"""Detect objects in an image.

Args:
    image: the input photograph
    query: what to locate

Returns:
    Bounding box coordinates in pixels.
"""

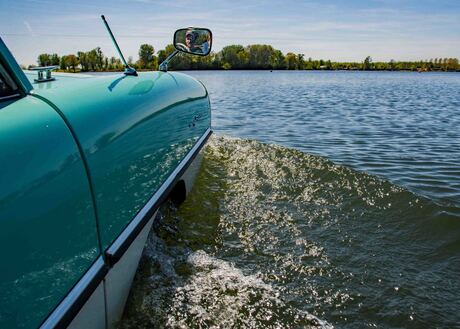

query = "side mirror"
[174,28,212,56]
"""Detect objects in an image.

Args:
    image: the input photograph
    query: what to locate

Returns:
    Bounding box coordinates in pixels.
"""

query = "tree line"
[34,44,460,72]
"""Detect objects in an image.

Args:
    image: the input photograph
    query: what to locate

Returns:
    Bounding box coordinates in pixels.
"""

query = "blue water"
[191,70,460,210]
[121,71,460,329]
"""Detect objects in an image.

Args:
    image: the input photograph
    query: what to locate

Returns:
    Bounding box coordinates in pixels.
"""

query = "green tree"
[77,51,88,71]
[219,45,247,69]
[363,56,373,70]
[389,59,395,71]
[115,58,123,70]
[67,55,79,72]
[442,58,448,71]
[246,44,275,69]
[60,55,68,70]
[50,53,60,66]
[296,54,305,70]
[37,53,51,66]
[194,51,216,69]
[157,44,191,70]
[59,54,79,72]
[138,44,155,69]
[87,49,97,71]
[95,47,104,70]
[305,57,314,70]
[270,50,285,69]
[447,58,459,71]
[36,44,460,73]
[157,44,176,64]
[285,53,297,70]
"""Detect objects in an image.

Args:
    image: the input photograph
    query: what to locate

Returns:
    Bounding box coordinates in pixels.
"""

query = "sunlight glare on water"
[122,135,460,328]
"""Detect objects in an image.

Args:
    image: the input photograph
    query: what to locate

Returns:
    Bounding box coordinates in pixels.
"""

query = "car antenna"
[101,15,137,76]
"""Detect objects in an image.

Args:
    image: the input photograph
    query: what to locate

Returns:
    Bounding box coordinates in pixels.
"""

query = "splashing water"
[121,135,460,328]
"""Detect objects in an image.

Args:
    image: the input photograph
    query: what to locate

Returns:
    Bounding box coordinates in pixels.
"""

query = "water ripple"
[121,136,460,328]
[189,71,460,208]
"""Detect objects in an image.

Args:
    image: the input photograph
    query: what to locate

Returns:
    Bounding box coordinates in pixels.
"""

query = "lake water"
[121,71,460,328]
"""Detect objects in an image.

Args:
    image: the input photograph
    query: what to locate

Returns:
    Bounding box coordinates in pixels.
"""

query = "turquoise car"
[0,27,212,329]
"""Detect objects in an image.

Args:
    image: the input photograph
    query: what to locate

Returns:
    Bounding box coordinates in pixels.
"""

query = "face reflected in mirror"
[174,28,212,56]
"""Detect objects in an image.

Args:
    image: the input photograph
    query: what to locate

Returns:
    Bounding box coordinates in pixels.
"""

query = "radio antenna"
[101,15,137,76]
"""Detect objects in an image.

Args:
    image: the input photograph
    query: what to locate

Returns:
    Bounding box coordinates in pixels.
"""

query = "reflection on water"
[189,70,460,209]
[121,136,460,328]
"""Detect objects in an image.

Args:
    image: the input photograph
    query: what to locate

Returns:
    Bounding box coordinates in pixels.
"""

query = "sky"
[1,0,459,66]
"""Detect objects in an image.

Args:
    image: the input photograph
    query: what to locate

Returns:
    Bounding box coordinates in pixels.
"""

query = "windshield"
[0,63,18,99]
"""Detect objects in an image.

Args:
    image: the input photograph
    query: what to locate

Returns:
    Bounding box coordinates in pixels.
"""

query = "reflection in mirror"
[174,28,212,56]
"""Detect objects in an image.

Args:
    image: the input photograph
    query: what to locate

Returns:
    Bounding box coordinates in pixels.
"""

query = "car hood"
[25,70,209,150]
[26,71,207,106]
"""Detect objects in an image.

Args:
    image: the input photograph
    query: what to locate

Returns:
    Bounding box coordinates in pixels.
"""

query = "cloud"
[4,0,460,64]
[23,20,35,36]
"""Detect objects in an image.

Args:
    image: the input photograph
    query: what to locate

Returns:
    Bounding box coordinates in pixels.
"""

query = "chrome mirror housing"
[174,28,212,56]
[159,27,212,72]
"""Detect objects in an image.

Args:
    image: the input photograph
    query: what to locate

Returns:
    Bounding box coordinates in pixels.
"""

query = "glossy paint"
[1,35,211,327]
[0,96,100,328]
[30,71,211,251]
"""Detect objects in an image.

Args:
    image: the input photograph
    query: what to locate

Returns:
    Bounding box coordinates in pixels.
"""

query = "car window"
[0,63,19,99]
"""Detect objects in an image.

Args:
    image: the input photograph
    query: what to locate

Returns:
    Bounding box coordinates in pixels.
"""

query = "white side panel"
[104,214,155,329]
[67,283,106,329]
[181,152,204,195]
[104,138,207,328]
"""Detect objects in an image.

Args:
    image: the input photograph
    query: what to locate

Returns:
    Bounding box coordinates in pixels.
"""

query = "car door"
[32,72,211,254]
[0,50,102,328]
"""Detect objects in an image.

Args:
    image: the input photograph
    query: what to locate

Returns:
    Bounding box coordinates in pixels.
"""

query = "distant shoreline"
[75,69,460,74]
[39,64,460,74]
[32,44,460,73]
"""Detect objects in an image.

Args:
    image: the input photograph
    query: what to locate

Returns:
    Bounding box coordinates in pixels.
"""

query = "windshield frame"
[0,37,33,97]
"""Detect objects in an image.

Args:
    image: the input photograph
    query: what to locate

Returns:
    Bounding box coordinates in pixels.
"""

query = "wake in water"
[121,135,460,328]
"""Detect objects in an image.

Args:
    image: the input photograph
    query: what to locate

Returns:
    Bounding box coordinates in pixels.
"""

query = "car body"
[0,37,211,328]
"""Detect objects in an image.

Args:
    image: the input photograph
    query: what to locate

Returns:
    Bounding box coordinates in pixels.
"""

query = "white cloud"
[3,0,459,65]
[23,20,35,37]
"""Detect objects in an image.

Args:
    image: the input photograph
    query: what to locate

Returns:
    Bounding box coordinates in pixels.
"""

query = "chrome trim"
[39,257,108,329]
[0,93,21,101]
[105,128,212,266]
[159,49,179,72]
[30,65,58,83]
